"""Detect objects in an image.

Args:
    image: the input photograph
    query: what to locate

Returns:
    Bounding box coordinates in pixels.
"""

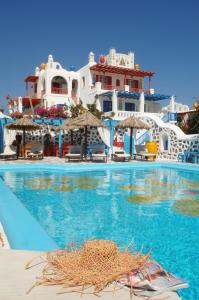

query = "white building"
[5,49,199,162]
[8,49,174,118]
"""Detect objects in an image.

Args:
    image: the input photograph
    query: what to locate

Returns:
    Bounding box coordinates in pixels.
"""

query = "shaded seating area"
[111,146,131,162]
[65,145,82,162]
[26,143,44,159]
[89,144,108,162]
[135,145,156,161]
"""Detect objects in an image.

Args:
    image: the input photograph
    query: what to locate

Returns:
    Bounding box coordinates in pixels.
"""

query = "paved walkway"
[0,249,181,300]
[0,156,178,165]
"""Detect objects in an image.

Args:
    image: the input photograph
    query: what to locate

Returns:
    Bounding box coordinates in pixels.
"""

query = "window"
[116,79,120,86]
[103,100,112,112]
[82,76,85,87]
[132,80,139,89]
[118,100,123,110]
[96,75,112,85]
[125,102,135,111]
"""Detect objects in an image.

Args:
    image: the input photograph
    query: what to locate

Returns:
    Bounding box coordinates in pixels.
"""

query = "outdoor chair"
[0,145,17,160]
[111,146,131,162]
[26,143,44,160]
[65,145,83,162]
[89,144,108,162]
[135,145,156,161]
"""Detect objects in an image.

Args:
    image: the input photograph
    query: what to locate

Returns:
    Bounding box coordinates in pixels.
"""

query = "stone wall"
[25,125,103,146]
[140,116,199,160]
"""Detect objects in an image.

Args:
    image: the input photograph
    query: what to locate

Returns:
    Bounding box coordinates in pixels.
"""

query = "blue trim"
[118,91,170,101]
[58,129,62,157]
[99,90,170,101]
[0,162,198,173]
[0,177,57,251]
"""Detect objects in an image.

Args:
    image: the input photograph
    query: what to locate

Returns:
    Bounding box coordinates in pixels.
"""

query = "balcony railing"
[129,87,151,94]
[101,84,125,91]
[100,84,151,94]
[51,87,68,94]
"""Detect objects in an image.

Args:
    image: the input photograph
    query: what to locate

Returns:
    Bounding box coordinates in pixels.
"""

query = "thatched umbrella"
[57,120,82,144]
[6,117,41,158]
[116,116,150,159]
[68,111,105,159]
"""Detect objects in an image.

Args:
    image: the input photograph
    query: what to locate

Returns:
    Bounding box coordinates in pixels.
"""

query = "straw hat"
[27,240,149,295]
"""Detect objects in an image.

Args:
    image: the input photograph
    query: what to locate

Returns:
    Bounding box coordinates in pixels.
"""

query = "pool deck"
[0,156,180,165]
[0,249,181,300]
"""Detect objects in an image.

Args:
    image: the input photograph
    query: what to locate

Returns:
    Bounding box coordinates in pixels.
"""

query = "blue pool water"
[0,166,199,300]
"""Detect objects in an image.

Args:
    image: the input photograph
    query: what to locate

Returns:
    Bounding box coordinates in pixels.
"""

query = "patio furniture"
[89,144,108,162]
[6,117,41,158]
[187,151,199,164]
[135,145,156,161]
[26,144,44,160]
[0,145,17,160]
[65,145,82,162]
[111,146,131,162]
[177,151,188,162]
[116,116,150,160]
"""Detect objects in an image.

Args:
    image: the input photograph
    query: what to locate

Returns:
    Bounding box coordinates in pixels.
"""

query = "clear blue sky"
[0,0,198,110]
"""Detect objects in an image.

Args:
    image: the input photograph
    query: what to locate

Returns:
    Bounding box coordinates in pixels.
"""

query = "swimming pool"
[0,163,199,300]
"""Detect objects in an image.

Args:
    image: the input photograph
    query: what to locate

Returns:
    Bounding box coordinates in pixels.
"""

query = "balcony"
[101,84,124,91]
[129,87,151,94]
[99,83,151,94]
[51,87,68,94]
[104,110,163,120]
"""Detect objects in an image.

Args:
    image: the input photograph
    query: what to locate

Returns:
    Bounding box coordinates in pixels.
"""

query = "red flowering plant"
[35,106,48,117]
[35,106,68,119]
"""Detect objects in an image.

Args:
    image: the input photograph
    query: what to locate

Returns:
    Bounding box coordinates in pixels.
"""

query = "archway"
[160,132,169,152]
[51,76,68,94]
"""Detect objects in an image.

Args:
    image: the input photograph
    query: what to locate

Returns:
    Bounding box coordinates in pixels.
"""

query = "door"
[125,102,135,111]
[103,100,112,112]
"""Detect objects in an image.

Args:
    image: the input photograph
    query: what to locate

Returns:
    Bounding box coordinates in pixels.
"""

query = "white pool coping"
[0,249,181,300]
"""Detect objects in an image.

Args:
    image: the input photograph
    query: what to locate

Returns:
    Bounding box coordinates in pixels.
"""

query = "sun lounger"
[90,144,108,162]
[65,145,82,162]
[26,144,44,160]
[111,146,131,162]
[0,145,17,160]
[135,145,156,161]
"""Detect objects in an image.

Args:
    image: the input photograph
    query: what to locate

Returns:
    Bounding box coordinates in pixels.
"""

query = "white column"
[96,98,101,111]
[169,95,175,113]
[18,97,23,113]
[112,90,118,113]
[139,92,145,113]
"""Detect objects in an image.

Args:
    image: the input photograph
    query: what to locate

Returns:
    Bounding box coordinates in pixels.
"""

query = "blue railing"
[136,131,150,145]
[162,112,177,123]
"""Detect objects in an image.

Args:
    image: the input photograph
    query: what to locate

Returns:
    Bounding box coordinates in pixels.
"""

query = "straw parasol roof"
[6,116,41,131]
[69,110,105,128]
[116,116,150,130]
[56,119,82,131]
[66,111,105,159]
